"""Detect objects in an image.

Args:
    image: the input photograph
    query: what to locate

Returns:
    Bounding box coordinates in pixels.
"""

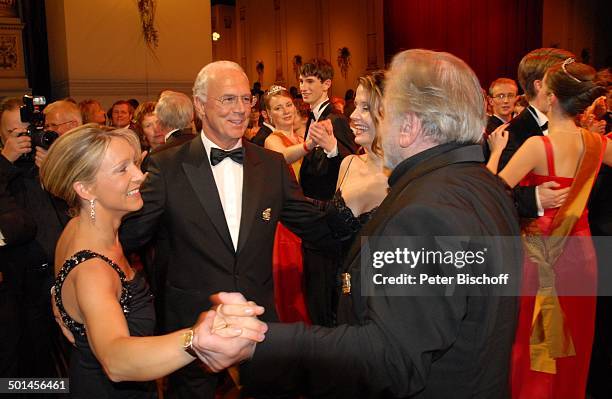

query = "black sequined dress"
[54,250,157,399]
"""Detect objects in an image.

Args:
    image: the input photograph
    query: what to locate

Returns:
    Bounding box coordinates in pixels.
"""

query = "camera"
[19,95,59,161]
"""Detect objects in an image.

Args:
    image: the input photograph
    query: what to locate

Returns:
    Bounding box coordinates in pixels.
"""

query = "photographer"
[37,100,82,167]
[0,96,79,378]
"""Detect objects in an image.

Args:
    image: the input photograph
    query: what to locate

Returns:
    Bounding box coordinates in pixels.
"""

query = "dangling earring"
[89,199,96,222]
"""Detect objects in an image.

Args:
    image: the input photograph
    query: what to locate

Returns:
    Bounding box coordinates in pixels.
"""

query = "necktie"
[210,147,244,166]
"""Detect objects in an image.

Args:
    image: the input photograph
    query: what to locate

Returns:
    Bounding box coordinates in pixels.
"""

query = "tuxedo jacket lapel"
[181,138,234,253]
[237,141,264,254]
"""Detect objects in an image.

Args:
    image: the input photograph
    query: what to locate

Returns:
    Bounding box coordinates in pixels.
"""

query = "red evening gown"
[270,131,311,323]
[510,136,599,399]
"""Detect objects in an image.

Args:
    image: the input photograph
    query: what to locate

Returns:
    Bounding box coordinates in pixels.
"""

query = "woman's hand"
[487,123,510,153]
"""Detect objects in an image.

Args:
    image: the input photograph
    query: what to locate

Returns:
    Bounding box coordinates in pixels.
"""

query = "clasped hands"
[307,119,337,152]
[50,290,267,373]
[190,292,268,372]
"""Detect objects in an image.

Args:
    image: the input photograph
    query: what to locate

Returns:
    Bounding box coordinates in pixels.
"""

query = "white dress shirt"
[312,97,330,121]
[201,131,243,250]
[164,128,180,142]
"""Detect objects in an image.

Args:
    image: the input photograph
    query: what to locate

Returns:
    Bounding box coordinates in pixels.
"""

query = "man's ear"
[322,79,332,92]
[533,79,543,94]
[398,113,421,148]
[194,97,206,119]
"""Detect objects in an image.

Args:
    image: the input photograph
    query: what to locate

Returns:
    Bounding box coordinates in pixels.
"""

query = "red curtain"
[383,0,543,91]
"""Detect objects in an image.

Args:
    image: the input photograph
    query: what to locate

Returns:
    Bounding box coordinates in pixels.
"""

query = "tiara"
[267,85,287,96]
[561,58,581,83]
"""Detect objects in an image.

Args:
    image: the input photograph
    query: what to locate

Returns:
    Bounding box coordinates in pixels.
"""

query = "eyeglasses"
[491,93,517,101]
[214,95,257,108]
[44,120,75,130]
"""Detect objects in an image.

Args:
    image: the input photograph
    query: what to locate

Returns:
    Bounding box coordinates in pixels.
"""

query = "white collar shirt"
[312,97,330,121]
[201,131,243,250]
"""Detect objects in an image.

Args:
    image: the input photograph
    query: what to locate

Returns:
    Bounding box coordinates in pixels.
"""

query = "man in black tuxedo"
[298,58,359,326]
[120,61,332,399]
[495,48,575,217]
[298,58,358,201]
[210,49,522,398]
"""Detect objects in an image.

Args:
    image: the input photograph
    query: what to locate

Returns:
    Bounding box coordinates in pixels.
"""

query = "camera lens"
[41,131,59,148]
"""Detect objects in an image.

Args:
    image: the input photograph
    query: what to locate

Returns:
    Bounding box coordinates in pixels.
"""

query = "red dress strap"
[541,136,556,176]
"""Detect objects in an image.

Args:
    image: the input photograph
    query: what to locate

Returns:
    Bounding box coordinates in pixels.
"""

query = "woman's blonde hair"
[40,124,141,216]
[357,71,385,157]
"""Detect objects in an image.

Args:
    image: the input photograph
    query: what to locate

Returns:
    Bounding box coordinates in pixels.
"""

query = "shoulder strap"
[338,156,356,189]
[53,250,130,336]
[540,136,556,176]
[271,131,295,147]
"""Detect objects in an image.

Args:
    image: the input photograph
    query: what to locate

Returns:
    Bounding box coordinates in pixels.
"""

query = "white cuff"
[324,145,339,158]
[535,186,544,217]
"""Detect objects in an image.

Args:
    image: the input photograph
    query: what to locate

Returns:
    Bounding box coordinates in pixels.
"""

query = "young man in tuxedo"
[298,59,359,326]
[298,58,358,201]
[120,61,332,399]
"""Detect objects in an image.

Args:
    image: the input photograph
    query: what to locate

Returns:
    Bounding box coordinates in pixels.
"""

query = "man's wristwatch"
[182,329,197,357]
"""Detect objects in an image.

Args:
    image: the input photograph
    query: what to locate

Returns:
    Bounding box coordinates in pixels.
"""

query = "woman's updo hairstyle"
[40,124,141,216]
[545,58,607,117]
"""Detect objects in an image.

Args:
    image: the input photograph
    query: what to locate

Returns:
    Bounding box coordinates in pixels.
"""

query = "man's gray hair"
[193,61,246,102]
[43,100,83,125]
[155,91,193,130]
[385,49,485,144]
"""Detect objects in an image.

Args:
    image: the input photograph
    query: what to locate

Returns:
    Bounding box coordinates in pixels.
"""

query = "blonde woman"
[40,125,266,398]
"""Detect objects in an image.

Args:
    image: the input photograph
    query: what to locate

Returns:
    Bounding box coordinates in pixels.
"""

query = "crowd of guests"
[0,47,611,399]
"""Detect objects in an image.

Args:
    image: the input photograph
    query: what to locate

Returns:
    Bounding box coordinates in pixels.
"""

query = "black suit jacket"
[121,137,331,329]
[141,128,196,171]
[499,108,545,218]
[0,156,36,249]
[299,103,358,200]
[242,144,521,398]
[486,114,505,135]
[250,124,273,147]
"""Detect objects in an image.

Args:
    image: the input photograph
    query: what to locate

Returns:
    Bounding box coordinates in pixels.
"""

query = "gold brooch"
[341,273,351,295]
[262,208,271,221]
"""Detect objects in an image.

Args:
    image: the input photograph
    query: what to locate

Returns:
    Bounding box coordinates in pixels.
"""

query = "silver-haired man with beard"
[207,50,522,398]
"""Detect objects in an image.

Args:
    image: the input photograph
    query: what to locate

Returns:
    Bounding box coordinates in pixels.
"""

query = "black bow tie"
[210,147,244,166]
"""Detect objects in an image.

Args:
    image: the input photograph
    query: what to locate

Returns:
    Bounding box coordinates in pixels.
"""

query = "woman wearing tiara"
[263,86,314,323]
[487,59,612,398]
